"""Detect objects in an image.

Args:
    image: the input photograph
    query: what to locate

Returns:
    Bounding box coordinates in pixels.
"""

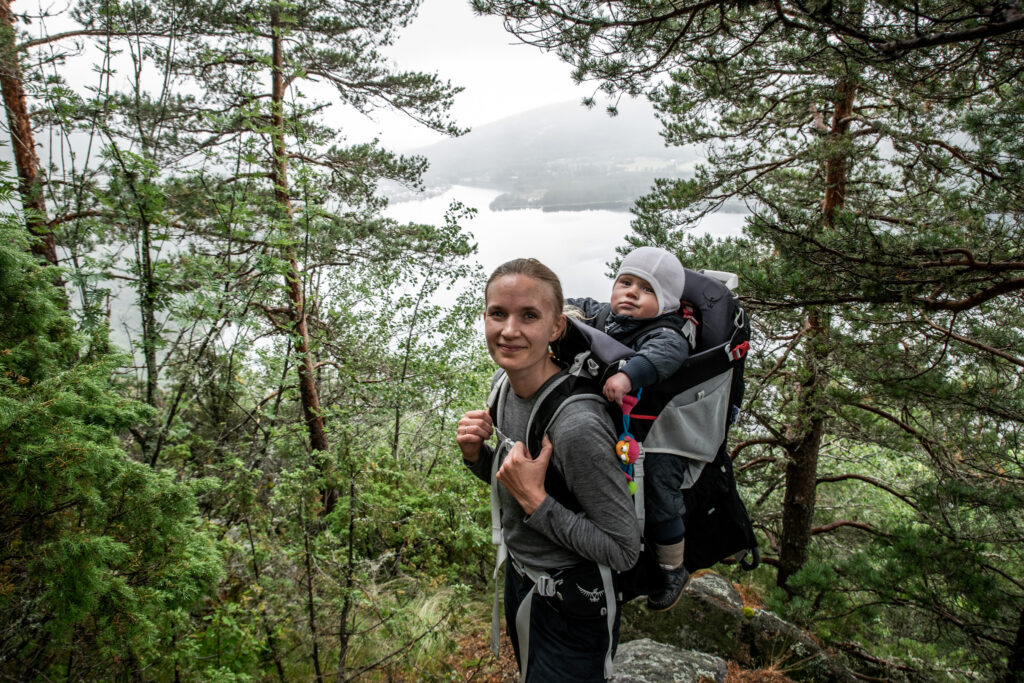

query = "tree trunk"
[823,80,856,226]
[776,79,854,590]
[269,6,337,512]
[0,0,60,276]
[300,505,324,681]
[392,280,428,459]
[139,220,159,411]
[1006,607,1024,682]
[777,309,829,589]
[336,471,356,681]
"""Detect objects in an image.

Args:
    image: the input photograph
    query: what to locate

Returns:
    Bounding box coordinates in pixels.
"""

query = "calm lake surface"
[385,185,746,301]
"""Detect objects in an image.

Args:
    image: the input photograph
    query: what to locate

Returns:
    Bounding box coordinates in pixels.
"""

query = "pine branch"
[852,402,940,463]
[731,440,782,462]
[16,28,173,51]
[925,316,1024,368]
[816,473,920,511]
[876,9,1024,55]
[810,519,884,536]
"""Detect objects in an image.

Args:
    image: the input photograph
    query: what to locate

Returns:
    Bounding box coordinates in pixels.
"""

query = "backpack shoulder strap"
[527,374,606,512]
[491,369,612,508]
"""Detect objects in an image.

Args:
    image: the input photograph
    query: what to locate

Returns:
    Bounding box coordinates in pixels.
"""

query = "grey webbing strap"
[599,563,616,678]
[633,446,646,531]
[489,373,512,547]
[488,373,513,656]
[511,557,559,683]
[491,540,508,656]
[514,582,533,683]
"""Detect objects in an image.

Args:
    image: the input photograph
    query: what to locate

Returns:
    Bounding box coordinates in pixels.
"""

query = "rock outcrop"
[619,573,861,682]
[612,638,728,682]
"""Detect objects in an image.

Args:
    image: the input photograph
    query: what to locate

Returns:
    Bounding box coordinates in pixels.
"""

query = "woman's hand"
[496,435,552,515]
[456,409,493,462]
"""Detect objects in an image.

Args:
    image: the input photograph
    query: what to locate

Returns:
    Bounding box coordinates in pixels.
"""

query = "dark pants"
[644,451,689,544]
[504,566,620,682]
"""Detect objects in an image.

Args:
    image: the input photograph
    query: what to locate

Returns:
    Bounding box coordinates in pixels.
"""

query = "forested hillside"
[1,0,1022,681]
[413,99,702,212]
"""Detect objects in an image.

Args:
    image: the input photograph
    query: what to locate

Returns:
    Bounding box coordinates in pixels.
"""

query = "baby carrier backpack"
[552,268,759,578]
[587,268,759,574]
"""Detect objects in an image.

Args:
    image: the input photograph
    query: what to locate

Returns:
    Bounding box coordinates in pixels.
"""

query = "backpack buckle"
[568,351,597,377]
[535,574,559,597]
[728,340,750,361]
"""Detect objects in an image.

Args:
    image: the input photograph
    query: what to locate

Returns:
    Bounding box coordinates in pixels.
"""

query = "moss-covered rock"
[612,638,728,682]
[620,573,861,682]
[622,573,750,662]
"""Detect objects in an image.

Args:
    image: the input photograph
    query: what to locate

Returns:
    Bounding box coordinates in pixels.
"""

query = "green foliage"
[1,0,503,678]
[345,457,492,584]
[0,217,221,678]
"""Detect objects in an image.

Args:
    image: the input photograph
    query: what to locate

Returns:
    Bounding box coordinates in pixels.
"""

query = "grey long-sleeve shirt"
[466,371,640,572]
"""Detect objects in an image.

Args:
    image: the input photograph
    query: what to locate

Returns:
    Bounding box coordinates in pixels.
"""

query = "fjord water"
[385,185,746,301]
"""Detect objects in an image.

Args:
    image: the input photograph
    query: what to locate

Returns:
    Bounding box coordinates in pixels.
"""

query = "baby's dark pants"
[643,451,689,545]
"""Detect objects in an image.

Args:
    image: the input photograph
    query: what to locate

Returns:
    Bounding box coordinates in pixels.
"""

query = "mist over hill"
[403,100,701,212]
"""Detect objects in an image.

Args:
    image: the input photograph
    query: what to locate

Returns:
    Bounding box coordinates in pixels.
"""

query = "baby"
[567,246,694,611]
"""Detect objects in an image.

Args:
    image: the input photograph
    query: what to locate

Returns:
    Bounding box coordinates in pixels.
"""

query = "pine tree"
[0,180,221,679]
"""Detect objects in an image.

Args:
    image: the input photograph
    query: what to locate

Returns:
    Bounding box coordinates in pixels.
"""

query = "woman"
[457,258,640,682]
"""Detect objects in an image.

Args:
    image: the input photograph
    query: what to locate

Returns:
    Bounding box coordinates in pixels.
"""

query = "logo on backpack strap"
[576,583,605,603]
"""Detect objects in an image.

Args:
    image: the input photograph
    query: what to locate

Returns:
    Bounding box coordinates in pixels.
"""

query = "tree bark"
[392,279,428,459]
[823,80,856,226]
[776,78,854,590]
[1007,607,1024,682]
[777,308,829,589]
[269,6,337,514]
[0,0,60,275]
[300,506,324,681]
[336,472,356,681]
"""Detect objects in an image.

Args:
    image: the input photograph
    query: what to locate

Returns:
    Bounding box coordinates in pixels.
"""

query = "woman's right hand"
[496,435,551,515]
[456,409,493,462]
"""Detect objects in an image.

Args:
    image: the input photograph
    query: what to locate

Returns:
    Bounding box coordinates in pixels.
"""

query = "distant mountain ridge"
[409,100,700,212]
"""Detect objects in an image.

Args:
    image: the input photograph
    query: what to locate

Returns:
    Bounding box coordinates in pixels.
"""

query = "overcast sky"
[346,0,594,150]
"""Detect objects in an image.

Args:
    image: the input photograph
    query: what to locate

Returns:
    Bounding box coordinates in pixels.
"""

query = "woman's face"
[484,274,566,378]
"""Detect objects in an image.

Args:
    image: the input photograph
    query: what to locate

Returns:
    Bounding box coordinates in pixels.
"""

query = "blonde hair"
[485,258,565,316]
[563,304,592,322]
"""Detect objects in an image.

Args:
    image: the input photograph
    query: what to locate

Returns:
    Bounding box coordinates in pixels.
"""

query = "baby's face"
[610,274,660,319]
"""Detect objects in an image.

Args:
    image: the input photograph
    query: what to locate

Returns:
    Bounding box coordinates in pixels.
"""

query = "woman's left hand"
[496,435,552,515]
